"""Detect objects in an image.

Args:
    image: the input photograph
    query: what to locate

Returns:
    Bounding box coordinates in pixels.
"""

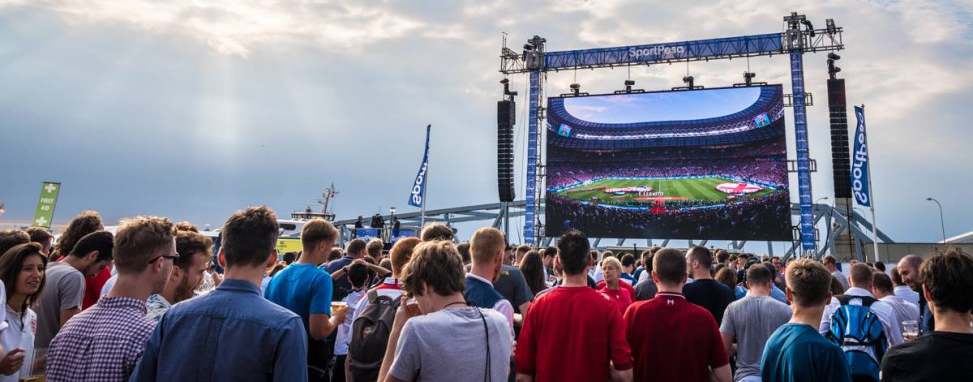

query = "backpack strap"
[367,290,380,304]
[837,294,877,307]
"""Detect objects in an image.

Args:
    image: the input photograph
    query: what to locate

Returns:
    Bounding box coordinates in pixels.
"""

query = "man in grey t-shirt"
[719,264,791,382]
[381,241,512,382]
[34,232,114,349]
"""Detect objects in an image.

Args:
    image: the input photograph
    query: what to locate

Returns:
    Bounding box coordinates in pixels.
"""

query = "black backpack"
[348,290,400,381]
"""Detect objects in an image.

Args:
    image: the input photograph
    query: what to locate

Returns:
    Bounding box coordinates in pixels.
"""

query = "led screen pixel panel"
[545,85,792,241]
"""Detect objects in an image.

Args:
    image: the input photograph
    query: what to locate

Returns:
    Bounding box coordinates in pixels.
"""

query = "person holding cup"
[881,250,973,381]
[0,243,47,382]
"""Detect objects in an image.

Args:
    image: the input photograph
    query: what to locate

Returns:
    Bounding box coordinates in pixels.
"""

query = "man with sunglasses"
[48,216,177,382]
[145,229,213,322]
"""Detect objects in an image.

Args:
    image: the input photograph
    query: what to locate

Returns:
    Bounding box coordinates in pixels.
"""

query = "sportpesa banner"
[851,106,871,207]
[408,125,431,208]
[544,33,784,69]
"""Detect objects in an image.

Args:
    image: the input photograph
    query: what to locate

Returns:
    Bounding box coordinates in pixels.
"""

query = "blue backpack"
[826,295,888,382]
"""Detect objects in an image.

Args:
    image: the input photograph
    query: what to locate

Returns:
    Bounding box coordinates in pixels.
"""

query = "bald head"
[849,263,874,288]
[897,254,924,290]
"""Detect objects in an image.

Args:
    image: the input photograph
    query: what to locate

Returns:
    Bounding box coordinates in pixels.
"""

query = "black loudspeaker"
[828,79,852,199]
[498,100,516,202]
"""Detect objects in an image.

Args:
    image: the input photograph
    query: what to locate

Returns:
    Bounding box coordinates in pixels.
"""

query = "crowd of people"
[0,208,970,381]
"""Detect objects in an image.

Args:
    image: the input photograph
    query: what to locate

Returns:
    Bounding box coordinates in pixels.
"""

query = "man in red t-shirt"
[516,231,633,382]
[623,248,731,382]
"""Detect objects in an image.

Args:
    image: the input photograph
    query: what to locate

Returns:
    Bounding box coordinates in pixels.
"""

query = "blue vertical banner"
[407,125,431,208]
[789,51,816,251]
[524,71,541,245]
[851,106,871,207]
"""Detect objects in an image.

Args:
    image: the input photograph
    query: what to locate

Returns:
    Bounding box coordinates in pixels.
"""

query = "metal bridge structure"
[498,12,863,254]
[332,200,893,260]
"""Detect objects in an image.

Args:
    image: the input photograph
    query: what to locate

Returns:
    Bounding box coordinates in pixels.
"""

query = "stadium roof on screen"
[547,85,784,149]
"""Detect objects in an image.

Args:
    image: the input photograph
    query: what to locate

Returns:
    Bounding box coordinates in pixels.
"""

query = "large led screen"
[545,85,792,241]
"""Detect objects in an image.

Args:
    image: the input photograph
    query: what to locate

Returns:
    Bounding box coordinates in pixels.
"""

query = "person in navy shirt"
[760,259,850,382]
[131,206,309,381]
[465,228,515,331]
[325,239,367,302]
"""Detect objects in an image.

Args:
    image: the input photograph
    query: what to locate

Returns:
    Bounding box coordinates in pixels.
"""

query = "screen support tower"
[501,12,844,250]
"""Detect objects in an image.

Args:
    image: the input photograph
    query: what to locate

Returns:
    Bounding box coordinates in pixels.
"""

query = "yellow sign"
[276,238,302,254]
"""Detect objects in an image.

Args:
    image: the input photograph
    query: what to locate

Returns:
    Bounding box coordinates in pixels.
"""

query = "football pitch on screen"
[554,177,775,204]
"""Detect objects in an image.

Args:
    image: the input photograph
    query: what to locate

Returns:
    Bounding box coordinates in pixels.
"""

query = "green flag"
[32,182,61,228]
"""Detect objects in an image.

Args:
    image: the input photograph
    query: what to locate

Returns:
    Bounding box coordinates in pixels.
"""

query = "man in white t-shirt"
[890,268,920,305]
[332,263,369,382]
[872,271,919,333]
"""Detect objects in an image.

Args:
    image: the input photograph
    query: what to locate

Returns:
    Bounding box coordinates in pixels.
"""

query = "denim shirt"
[129,279,308,382]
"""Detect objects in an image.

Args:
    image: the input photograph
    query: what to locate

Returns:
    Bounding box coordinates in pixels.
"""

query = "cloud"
[0,0,427,56]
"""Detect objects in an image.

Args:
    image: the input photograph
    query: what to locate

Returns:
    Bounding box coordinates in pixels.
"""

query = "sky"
[0,0,971,249]
[561,86,763,123]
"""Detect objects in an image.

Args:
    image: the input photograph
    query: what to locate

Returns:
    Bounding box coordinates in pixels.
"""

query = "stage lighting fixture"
[826,19,837,36]
[828,53,840,60]
[683,76,694,88]
[801,19,815,37]
[744,72,756,86]
[570,83,581,96]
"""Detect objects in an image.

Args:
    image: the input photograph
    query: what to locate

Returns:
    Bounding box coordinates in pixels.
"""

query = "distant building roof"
[944,231,973,243]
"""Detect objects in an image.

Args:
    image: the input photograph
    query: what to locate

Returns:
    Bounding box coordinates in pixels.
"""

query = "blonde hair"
[601,256,623,272]
[470,227,506,265]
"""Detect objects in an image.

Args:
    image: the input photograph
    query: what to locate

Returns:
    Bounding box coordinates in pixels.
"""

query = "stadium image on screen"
[545,85,792,241]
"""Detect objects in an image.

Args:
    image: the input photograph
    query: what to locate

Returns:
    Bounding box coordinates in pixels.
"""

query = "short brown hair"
[366,239,384,258]
[715,267,737,291]
[390,237,421,278]
[346,239,367,255]
[114,216,176,274]
[821,255,837,266]
[785,259,833,308]
[401,241,465,297]
[849,263,874,287]
[746,263,773,285]
[25,227,52,246]
[175,221,199,233]
[221,207,279,268]
[56,211,103,256]
[175,230,213,270]
[653,248,686,285]
[687,246,713,269]
[830,275,847,296]
[420,223,454,242]
[873,272,894,294]
[920,250,973,313]
[516,244,532,255]
[0,230,30,257]
[301,219,338,251]
[470,227,506,265]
